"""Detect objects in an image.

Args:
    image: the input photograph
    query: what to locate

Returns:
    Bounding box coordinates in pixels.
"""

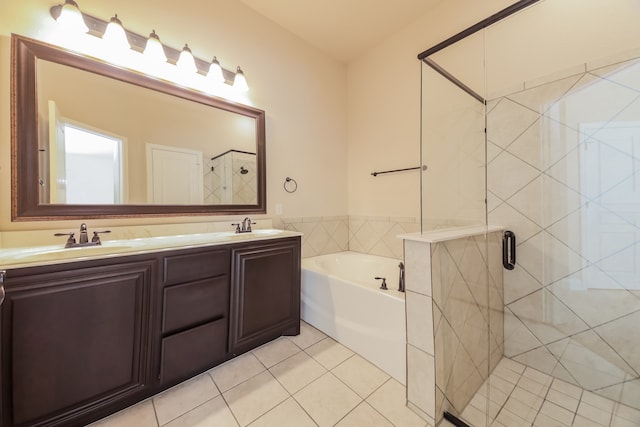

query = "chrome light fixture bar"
[49,3,239,85]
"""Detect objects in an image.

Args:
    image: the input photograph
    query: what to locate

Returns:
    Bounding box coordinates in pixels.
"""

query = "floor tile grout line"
[151,398,160,427]
[287,393,321,427]
[243,393,291,427]
[154,374,226,427]
[206,377,244,427]
[361,376,408,427]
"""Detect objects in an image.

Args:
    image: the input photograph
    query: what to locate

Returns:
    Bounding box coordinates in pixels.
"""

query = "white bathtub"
[301,251,406,384]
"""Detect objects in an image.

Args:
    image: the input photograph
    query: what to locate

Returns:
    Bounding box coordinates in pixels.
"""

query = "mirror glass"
[12,35,266,220]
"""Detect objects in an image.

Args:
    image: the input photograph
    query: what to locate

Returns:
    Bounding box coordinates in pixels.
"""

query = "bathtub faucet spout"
[374,277,388,290]
[398,262,405,292]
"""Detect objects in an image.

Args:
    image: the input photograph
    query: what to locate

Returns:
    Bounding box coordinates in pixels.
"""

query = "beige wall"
[0,0,347,234]
[346,0,515,219]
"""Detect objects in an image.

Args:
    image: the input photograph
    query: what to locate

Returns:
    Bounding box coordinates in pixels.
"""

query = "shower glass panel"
[420,50,486,230]
[421,28,500,426]
[484,0,640,422]
[487,47,640,412]
[422,1,640,425]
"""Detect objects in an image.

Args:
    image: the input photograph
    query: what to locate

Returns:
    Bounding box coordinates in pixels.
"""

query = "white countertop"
[398,225,506,244]
[0,229,302,270]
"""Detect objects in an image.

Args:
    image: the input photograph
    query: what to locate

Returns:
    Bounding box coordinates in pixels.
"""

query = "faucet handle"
[91,230,111,244]
[54,232,76,248]
[374,277,388,290]
[231,223,241,233]
[246,221,256,232]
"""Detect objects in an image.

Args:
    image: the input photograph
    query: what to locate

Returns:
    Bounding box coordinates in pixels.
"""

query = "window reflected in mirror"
[56,123,124,204]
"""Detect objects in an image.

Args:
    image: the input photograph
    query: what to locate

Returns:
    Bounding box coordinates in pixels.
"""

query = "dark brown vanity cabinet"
[230,239,301,355]
[158,248,231,386]
[0,258,156,427]
[0,236,300,427]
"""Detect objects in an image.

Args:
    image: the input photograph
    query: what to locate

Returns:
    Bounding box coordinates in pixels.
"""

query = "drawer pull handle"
[0,270,6,306]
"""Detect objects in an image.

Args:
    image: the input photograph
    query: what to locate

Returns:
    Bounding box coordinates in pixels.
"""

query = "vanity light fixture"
[48,0,249,94]
[208,56,225,84]
[143,30,167,64]
[102,14,130,50]
[233,66,249,92]
[54,0,88,34]
[176,44,198,74]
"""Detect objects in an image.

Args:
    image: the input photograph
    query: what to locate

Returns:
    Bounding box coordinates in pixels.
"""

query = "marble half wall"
[403,228,504,426]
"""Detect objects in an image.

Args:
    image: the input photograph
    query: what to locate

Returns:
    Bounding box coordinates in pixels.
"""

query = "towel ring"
[284,177,297,193]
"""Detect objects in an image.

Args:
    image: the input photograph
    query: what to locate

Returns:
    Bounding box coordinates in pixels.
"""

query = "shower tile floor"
[447,357,640,427]
[89,320,640,427]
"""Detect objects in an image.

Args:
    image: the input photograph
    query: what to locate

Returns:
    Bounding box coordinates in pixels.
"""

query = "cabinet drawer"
[163,276,229,334]
[160,319,228,385]
[163,249,229,285]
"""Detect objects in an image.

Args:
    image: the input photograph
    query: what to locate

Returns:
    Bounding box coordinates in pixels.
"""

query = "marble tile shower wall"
[281,216,419,258]
[487,54,640,409]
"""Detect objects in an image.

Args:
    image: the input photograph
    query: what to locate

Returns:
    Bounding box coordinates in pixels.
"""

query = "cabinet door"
[229,238,300,355]
[0,260,155,427]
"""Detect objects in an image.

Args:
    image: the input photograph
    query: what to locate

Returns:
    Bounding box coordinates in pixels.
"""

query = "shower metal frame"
[417,0,541,103]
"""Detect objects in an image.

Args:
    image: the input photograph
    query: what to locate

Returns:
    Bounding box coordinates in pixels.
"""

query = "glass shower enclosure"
[420,1,640,425]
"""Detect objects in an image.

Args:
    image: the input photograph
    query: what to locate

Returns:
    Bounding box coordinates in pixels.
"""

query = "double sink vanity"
[4,32,294,427]
[0,228,301,427]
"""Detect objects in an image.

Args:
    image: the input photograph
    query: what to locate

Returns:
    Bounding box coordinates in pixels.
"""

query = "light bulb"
[177,44,198,74]
[233,66,249,92]
[56,0,88,34]
[102,14,130,50]
[207,56,225,84]
[143,30,167,65]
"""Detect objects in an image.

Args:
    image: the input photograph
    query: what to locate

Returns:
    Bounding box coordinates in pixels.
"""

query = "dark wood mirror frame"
[11,34,266,221]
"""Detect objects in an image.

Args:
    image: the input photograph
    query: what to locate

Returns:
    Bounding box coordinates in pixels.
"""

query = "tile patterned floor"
[456,358,640,427]
[90,321,429,427]
[90,321,640,427]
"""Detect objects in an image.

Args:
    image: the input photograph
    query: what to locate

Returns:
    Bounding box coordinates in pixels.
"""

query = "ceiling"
[238,0,444,62]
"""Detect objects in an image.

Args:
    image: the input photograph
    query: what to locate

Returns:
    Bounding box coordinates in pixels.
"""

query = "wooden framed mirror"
[11,34,266,220]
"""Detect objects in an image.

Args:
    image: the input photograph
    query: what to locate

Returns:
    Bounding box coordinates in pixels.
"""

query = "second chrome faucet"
[231,217,257,233]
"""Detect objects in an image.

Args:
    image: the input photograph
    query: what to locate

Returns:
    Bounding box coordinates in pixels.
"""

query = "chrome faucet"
[54,223,111,248]
[242,217,254,232]
[232,217,257,233]
[79,223,89,244]
[398,262,405,292]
